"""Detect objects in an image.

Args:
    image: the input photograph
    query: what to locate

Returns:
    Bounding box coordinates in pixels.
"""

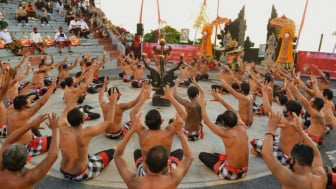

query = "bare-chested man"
[311,64,330,90]
[250,83,304,165]
[261,111,327,189]
[196,91,249,180]
[90,53,107,84]
[57,55,78,85]
[119,54,138,82]
[173,77,204,141]
[114,113,193,189]
[198,55,209,80]
[0,113,60,189]
[99,78,144,140]
[219,78,254,127]
[288,82,325,145]
[131,62,146,88]
[6,79,57,157]
[321,88,335,132]
[129,84,187,176]
[6,59,31,105]
[0,66,13,137]
[59,88,118,181]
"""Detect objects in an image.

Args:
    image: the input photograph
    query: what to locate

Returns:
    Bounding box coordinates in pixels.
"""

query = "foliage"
[143,25,181,44]
[228,6,246,46]
[266,5,278,40]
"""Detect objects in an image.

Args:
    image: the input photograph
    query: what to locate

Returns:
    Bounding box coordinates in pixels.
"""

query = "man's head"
[240,82,250,95]
[283,100,302,118]
[290,143,314,171]
[145,109,162,130]
[215,110,238,128]
[187,86,199,99]
[13,95,29,110]
[33,27,38,33]
[107,87,121,101]
[264,73,273,84]
[145,145,168,174]
[310,97,324,111]
[322,88,333,100]
[67,108,84,127]
[64,76,74,87]
[2,144,28,171]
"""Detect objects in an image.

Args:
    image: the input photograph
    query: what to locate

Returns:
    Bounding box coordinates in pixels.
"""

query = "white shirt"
[54,31,67,42]
[80,21,89,30]
[30,32,42,43]
[0,30,12,44]
[69,19,81,31]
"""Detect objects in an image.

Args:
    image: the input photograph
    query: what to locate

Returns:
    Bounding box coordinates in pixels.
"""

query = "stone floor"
[14,71,336,189]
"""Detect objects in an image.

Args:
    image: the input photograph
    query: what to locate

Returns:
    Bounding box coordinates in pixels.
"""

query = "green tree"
[143,25,181,44]
[229,6,246,46]
[266,5,278,40]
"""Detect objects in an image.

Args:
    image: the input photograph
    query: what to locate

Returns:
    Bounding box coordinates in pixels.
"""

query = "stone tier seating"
[0,1,123,79]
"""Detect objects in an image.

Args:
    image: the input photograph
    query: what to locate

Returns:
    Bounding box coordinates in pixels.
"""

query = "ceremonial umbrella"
[270,15,295,31]
[211,16,231,45]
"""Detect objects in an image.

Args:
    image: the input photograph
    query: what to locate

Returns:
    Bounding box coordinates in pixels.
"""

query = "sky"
[99,0,336,53]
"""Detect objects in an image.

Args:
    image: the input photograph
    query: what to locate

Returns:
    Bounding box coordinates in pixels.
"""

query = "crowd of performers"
[0,50,335,188]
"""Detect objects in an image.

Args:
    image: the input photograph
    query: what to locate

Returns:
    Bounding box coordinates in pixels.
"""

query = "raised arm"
[68,55,79,70]
[13,55,27,70]
[220,78,245,100]
[312,64,329,83]
[27,78,57,117]
[195,94,228,137]
[162,85,187,123]
[98,76,109,107]
[210,89,235,111]
[23,113,60,185]
[288,82,314,113]
[261,112,298,188]
[84,90,118,138]
[291,113,326,174]
[114,115,139,188]
[170,114,193,183]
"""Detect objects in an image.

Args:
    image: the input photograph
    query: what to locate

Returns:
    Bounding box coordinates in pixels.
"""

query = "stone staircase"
[0,0,123,78]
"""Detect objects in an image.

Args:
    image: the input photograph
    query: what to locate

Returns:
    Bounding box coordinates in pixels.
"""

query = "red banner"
[296,51,336,79]
[142,42,200,63]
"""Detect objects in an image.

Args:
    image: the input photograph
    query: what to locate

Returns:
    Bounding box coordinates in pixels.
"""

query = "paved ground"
[7,67,336,189]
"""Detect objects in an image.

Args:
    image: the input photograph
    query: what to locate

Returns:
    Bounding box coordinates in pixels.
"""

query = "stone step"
[103,45,117,51]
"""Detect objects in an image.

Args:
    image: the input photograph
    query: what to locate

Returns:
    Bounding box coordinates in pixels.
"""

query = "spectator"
[69,16,81,37]
[15,5,28,26]
[55,0,64,16]
[40,7,49,26]
[54,26,73,54]
[64,10,75,25]
[30,27,47,55]
[45,0,53,14]
[0,25,23,56]
[25,1,36,18]
[80,17,90,38]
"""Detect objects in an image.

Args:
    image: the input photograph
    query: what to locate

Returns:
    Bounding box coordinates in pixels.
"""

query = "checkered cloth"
[26,135,48,156]
[215,160,248,180]
[135,155,180,177]
[250,136,289,165]
[105,122,131,140]
[61,154,106,181]
[253,102,265,115]
[0,123,7,138]
[183,124,204,141]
